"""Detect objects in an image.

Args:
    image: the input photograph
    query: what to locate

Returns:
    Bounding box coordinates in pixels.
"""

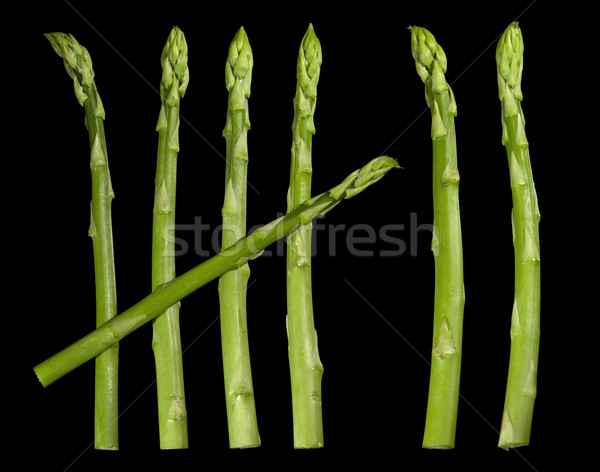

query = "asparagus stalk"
[286,23,324,449]
[410,26,465,449]
[496,22,540,450]
[218,27,260,448]
[45,32,119,450]
[151,26,190,450]
[33,156,399,388]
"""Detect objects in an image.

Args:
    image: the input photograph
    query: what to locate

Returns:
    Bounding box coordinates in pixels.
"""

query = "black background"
[14,1,585,470]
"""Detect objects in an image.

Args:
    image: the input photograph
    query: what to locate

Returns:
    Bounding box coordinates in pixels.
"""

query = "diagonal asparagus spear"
[286,23,324,449]
[410,26,465,449]
[44,32,120,451]
[218,26,260,448]
[151,26,190,449]
[495,22,540,450]
[33,156,399,389]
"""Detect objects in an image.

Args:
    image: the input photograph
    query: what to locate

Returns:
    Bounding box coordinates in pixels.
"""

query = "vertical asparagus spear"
[34,156,400,388]
[218,27,260,448]
[410,26,465,449]
[496,22,540,450]
[151,26,190,449]
[286,24,324,449]
[44,32,119,450]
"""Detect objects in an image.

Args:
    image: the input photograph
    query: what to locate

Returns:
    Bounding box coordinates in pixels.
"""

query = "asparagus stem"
[496,22,540,450]
[218,27,260,448]
[151,26,190,450]
[410,26,465,449]
[45,32,119,451]
[33,156,399,388]
[286,24,324,449]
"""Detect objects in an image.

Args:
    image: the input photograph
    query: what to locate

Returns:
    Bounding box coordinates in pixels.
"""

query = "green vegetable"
[33,156,399,391]
[495,22,540,450]
[409,26,465,449]
[218,26,260,448]
[151,26,190,449]
[44,32,120,451]
[286,24,324,449]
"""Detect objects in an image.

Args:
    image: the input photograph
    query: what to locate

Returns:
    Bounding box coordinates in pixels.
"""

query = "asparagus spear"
[496,22,540,450]
[45,32,119,451]
[286,23,324,449]
[409,26,465,449]
[151,26,190,449]
[218,27,260,448]
[33,156,399,388]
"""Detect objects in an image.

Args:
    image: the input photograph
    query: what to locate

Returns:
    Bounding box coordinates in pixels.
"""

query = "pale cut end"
[33,367,47,388]
[231,443,261,449]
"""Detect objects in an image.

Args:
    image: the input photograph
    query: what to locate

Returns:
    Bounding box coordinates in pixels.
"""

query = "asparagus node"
[44,32,119,451]
[218,27,260,448]
[410,26,465,450]
[286,23,324,449]
[151,26,189,450]
[496,22,540,450]
[33,156,400,389]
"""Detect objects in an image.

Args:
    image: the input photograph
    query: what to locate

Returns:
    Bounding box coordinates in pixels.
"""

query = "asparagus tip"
[496,22,524,96]
[409,25,448,88]
[299,22,322,80]
[225,25,253,93]
[160,26,189,104]
[341,156,400,200]
[44,32,95,102]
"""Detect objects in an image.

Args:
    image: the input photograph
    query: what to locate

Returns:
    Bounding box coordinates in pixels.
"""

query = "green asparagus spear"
[409,26,465,449]
[286,23,324,449]
[45,32,119,451]
[151,26,190,449]
[34,156,399,388]
[218,26,260,448]
[496,22,540,450]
